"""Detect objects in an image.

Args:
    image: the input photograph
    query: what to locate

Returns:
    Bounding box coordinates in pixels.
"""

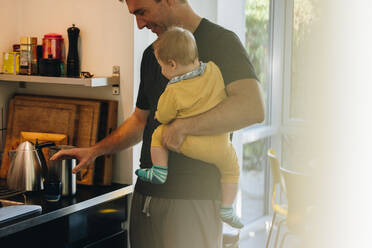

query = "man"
[51,0,264,247]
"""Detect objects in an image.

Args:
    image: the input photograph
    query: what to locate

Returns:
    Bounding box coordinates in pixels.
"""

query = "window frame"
[282,0,307,125]
[239,0,287,222]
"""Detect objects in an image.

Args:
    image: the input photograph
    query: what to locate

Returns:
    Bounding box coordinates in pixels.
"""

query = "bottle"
[66,24,80,77]
[2,52,20,74]
[20,37,37,75]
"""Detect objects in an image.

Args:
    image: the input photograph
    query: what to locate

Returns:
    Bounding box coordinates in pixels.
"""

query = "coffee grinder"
[66,24,80,77]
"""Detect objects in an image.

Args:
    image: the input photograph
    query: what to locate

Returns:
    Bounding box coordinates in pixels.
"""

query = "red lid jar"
[42,33,64,61]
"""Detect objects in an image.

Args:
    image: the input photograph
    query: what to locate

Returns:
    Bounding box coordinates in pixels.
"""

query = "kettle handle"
[35,140,56,182]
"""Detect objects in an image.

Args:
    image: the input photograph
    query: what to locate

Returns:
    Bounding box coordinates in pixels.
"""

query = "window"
[239,0,273,223]
[283,0,316,123]
[240,138,270,222]
[282,0,317,171]
[220,0,317,230]
[245,0,271,116]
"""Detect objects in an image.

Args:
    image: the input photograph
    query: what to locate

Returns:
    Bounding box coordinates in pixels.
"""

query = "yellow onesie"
[151,61,240,183]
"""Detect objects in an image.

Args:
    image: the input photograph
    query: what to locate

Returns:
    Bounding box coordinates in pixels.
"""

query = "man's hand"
[50,107,148,174]
[50,147,98,174]
[161,119,187,153]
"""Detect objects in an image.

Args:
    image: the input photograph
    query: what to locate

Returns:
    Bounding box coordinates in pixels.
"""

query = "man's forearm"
[91,108,148,157]
[182,78,265,136]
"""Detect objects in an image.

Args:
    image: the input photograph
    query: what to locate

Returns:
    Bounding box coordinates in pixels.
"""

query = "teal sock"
[135,165,168,184]
[220,206,244,229]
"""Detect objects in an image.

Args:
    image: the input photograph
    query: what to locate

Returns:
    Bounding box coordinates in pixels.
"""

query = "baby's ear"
[168,59,177,69]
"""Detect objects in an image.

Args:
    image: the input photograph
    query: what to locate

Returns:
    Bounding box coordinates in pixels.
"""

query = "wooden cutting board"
[11,95,118,185]
[14,95,118,186]
[20,131,68,144]
[94,99,118,185]
[13,95,101,185]
[102,100,118,185]
[0,99,77,179]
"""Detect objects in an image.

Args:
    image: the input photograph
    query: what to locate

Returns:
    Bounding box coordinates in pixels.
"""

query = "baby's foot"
[220,206,244,229]
[135,165,168,184]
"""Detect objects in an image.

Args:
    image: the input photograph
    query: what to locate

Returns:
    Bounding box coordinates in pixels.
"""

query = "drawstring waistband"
[142,196,152,217]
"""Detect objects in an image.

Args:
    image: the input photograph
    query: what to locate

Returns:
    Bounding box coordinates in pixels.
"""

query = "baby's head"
[153,26,200,80]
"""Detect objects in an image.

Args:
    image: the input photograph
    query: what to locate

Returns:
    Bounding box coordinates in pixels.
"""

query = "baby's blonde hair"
[153,26,199,66]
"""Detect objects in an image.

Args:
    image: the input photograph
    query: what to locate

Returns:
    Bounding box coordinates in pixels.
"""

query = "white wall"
[189,0,217,23]
[0,0,21,154]
[0,0,20,108]
[217,0,246,43]
[0,0,134,184]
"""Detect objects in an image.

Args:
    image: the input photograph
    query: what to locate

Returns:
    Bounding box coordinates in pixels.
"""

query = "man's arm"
[161,78,265,152]
[51,107,149,172]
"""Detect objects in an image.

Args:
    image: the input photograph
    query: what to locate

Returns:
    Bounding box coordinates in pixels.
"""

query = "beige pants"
[152,124,240,183]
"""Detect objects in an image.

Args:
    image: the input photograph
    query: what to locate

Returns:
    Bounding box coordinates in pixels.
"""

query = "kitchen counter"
[0,181,133,247]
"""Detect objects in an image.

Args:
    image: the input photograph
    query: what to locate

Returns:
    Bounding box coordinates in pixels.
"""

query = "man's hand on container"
[50,147,98,174]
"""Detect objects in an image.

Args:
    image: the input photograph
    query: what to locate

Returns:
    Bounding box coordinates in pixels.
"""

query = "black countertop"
[0,181,133,238]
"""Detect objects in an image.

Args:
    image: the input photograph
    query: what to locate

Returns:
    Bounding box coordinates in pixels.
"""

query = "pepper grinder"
[67,24,80,77]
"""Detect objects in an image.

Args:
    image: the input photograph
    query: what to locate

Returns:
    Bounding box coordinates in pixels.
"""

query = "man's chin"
[150,26,165,36]
[151,29,160,35]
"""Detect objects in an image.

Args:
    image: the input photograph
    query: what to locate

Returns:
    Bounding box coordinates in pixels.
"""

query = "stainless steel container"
[48,145,76,197]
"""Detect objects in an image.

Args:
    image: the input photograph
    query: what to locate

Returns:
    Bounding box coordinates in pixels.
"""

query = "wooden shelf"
[0,74,119,87]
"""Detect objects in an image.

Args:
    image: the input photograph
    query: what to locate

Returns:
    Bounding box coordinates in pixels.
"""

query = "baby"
[136,27,243,229]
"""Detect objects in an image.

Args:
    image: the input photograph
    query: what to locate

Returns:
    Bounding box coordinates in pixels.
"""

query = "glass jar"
[20,37,37,75]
